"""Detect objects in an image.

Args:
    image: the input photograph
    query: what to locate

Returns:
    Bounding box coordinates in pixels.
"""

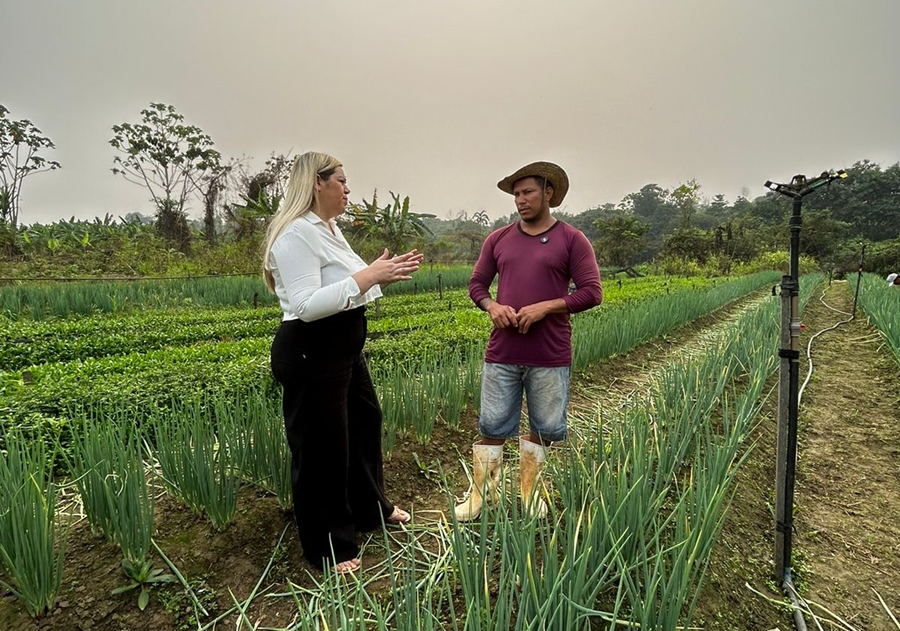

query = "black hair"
[515,175,552,191]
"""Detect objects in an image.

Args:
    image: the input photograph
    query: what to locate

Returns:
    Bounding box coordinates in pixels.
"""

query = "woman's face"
[316,167,349,219]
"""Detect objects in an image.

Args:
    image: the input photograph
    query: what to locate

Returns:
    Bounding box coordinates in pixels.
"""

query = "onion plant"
[226,389,292,510]
[65,413,173,609]
[64,413,131,540]
[855,272,900,365]
[572,271,780,370]
[152,403,244,530]
[374,343,484,450]
[0,428,67,617]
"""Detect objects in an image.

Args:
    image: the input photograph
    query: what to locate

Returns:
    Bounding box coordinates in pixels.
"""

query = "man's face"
[512,177,552,223]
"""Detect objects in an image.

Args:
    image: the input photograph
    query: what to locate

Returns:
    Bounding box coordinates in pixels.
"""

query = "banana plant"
[344,190,434,253]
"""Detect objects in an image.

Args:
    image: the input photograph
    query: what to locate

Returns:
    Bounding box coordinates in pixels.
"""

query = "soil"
[2,281,898,630]
[790,281,900,629]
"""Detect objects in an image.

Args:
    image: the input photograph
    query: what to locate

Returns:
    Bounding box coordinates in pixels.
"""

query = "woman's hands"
[353,249,424,294]
[370,248,424,287]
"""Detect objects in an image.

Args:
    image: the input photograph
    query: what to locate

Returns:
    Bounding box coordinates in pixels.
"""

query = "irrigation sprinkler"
[765,169,847,627]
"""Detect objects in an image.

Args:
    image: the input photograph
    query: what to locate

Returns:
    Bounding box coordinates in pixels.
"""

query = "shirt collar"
[303,211,335,229]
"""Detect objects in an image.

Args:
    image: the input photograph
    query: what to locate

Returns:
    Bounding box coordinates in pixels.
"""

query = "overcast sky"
[3,0,899,225]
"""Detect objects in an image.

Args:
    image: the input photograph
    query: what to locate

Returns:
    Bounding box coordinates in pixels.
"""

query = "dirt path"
[569,289,789,630]
[569,290,772,421]
[791,280,900,630]
[572,281,900,630]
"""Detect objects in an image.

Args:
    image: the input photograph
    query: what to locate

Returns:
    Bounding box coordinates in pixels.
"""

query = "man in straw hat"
[454,161,602,521]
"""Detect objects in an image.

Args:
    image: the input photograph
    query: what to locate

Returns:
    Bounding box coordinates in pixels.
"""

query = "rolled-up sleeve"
[271,230,367,322]
[563,231,603,313]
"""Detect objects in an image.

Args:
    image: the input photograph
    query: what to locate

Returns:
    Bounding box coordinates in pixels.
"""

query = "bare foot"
[333,558,360,575]
[386,506,411,525]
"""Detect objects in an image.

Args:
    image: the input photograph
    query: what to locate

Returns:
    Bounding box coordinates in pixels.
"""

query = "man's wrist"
[479,298,493,311]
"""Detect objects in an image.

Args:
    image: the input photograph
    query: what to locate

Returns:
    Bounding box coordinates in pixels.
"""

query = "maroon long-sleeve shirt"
[469,220,603,367]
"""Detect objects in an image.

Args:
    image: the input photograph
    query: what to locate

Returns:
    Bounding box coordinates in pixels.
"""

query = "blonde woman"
[264,151,422,574]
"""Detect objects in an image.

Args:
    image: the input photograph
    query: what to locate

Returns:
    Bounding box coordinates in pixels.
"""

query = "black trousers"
[270,308,393,569]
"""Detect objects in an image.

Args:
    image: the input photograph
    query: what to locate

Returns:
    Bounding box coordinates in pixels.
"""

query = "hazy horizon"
[3,0,899,226]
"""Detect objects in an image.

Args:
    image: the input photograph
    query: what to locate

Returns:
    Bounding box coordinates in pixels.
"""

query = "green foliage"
[803,159,900,242]
[226,155,288,242]
[855,273,900,366]
[65,414,173,610]
[0,306,280,369]
[659,227,716,264]
[380,264,473,296]
[737,251,819,276]
[672,178,701,229]
[0,276,276,320]
[343,190,435,254]
[593,214,650,267]
[0,265,474,322]
[572,271,781,370]
[227,390,292,510]
[154,197,193,253]
[831,237,900,279]
[0,337,273,443]
[0,274,773,467]
[153,405,244,530]
[0,428,67,617]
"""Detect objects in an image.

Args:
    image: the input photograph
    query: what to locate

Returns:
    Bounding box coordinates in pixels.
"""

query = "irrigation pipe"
[798,290,855,408]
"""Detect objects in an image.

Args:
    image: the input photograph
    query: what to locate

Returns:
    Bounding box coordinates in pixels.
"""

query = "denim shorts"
[479,362,570,442]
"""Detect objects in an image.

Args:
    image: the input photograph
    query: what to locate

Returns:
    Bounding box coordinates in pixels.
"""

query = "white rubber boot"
[519,437,548,519]
[454,443,503,522]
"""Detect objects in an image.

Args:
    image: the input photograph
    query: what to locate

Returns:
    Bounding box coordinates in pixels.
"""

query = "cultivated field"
[1,271,898,630]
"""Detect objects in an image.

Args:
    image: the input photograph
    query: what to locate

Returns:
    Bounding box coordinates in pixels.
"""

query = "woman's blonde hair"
[262,151,342,293]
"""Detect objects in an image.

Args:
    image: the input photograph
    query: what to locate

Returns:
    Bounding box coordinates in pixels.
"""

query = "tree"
[202,166,230,245]
[593,214,650,267]
[565,203,617,242]
[659,227,716,263]
[109,103,221,250]
[622,183,673,223]
[793,209,850,261]
[672,179,701,229]
[804,160,900,242]
[708,194,729,218]
[0,104,61,227]
[620,183,678,258]
[225,153,293,243]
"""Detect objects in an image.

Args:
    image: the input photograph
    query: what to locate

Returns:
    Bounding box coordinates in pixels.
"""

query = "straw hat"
[887,273,899,286]
[497,161,569,208]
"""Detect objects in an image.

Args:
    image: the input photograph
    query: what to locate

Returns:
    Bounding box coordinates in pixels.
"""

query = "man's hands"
[482,298,568,334]
[484,300,519,330]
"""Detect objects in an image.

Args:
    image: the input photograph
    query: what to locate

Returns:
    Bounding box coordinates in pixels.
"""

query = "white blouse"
[267,213,382,322]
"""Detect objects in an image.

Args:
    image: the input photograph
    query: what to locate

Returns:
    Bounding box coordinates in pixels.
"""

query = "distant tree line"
[554,162,900,277]
[2,101,898,278]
